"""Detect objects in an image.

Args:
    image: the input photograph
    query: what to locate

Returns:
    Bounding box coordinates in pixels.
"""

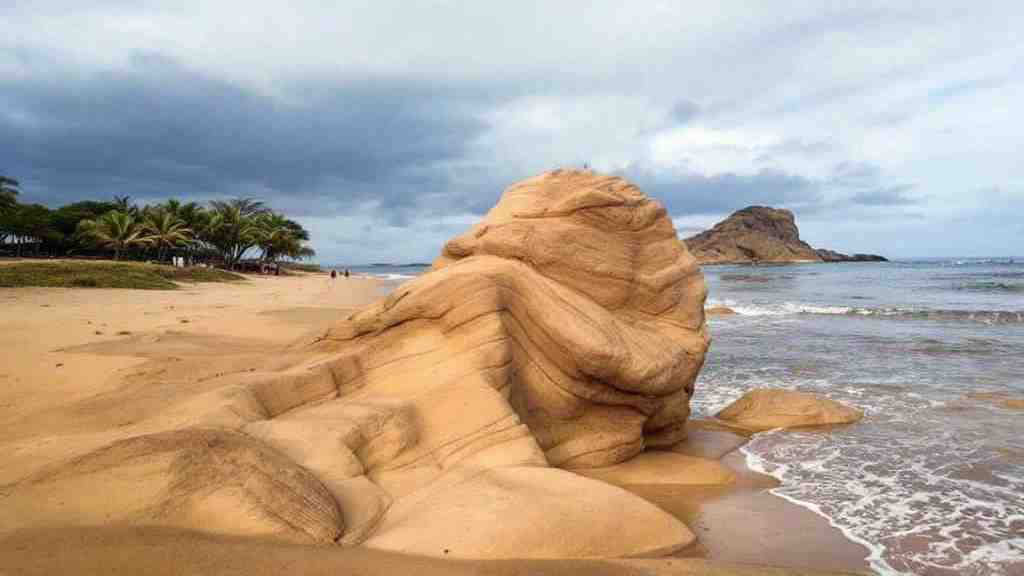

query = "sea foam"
[707,299,1024,324]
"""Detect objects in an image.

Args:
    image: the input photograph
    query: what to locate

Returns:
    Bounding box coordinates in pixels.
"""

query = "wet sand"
[0,526,864,576]
[626,452,870,573]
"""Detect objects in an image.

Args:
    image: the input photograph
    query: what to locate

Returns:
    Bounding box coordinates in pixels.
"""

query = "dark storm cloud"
[622,166,823,215]
[621,159,921,220]
[827,161,922,208]
[1,52,492,217]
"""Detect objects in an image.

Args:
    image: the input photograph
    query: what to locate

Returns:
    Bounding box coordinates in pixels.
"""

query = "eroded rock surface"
[684,206,821,264]
[716,389,863,432]
[2,429,344,543]
[0,170,710,559]
[325,170,710,467]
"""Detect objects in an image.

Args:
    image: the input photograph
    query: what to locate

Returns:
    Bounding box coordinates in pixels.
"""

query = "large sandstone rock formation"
[684,206,886,264]
[0,170,710,559]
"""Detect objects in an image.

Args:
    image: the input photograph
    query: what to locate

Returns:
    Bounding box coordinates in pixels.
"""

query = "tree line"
[0,176,314,268]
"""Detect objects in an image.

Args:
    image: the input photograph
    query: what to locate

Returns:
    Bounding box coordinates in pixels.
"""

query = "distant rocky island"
[814,248,888,263]
[683,206,887,265]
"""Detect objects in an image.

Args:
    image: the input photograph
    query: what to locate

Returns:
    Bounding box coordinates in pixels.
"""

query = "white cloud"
[649,125,785,176]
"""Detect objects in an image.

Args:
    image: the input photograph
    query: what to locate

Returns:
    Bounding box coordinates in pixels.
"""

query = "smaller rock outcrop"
[684,206,821,264]
[716,389,863,432]
[966,392,1024,410]
[816,249,888,263]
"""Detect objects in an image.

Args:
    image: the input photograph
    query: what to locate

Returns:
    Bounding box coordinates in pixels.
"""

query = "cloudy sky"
[3,1,1022,263]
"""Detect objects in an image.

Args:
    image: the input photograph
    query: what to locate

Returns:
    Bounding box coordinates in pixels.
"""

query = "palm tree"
[205,198,266,269]
[163,198,182,217]
[77,211,150,260]
[0,176,19,214]
[143,210,193,263]
[254,213,315,263]
[296,245,316,260]
[174,202,207,264]
[112,195,136,214]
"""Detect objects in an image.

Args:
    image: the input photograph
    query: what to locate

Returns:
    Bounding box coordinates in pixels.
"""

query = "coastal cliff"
[683,206,886,264]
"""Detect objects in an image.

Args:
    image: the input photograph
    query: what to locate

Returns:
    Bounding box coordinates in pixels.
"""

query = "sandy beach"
[0,267,867,574]
[0,272,380,440]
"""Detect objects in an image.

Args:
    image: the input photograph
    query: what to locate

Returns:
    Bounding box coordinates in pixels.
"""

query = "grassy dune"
[280,262,322,273]
[0,260,245,289]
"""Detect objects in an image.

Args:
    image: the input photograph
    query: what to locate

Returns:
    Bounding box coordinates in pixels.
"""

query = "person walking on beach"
[344,269,350,278]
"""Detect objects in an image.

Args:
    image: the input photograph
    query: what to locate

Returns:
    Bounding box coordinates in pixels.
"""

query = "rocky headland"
[0,170,867,574]
[684,206,886,265]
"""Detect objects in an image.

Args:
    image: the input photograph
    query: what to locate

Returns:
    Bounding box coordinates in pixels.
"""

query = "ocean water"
[697,259,1024,576]
[358,257,1023,575]
[327,264,430,281]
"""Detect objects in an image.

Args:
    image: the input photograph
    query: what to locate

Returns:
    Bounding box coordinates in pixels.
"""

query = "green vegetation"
[280,261,323,273]
[0,174,316,269]
[0,261,245,289]
[0,176,18,214]
[77,211,151,261]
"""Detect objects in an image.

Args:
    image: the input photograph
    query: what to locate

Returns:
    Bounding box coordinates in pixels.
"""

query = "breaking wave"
[955,281,1024,294]
[707,299,1024,324]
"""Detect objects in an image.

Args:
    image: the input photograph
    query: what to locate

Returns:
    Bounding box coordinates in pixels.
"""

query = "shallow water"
[335,263,429,281]
[697,259,1024,576]
[354,257,1024,574]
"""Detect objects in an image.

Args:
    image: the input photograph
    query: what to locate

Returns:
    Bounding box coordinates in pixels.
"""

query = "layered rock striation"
[1,170,710,559]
